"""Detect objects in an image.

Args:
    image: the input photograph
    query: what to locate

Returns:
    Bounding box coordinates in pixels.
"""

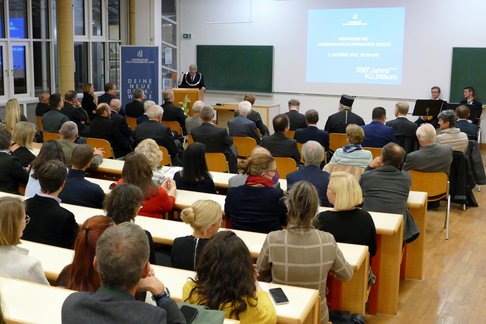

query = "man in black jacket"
[125,88,145,118]
[455,105,478,141]
[324,94,365,133]
[62,90,89,136]
[110,99,134,145]
[386,102,418,153]
[285,99,307,130]
[35,91,51,116]
[162,88,187,136]
[261,114,301,163]
[459,86,482,124]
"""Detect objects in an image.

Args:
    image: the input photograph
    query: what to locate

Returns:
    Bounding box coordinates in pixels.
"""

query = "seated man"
[228,101,261,144]
[294,109,329,151]
[98,82,117,106]
[57,121,103,168]
[62,223,185,324]
[161,88,187,136]
[360,143,419,243]
[23,160,78,249]
[135,105,181,165]
[261,114,300,163]
[403,123,453,174]
[35,91,51,117]
[89,103,132,158]
[287,141,331,206]
[125,88,145,118]
[327,124,372,169]
[386,102,418,153]
[185,100,204,133]
[42,93,70,133]
[110,99,134,144]
[59,145,105,209]
[285,99,307,130]
[324,94,364,133]
[459,86,483,124]
[137,100,155,125]
[362,107,395,148]
[191,105,238,173]
[243,93,269,136]
[455,105,478,141]
[436,109,468,153]
[61,90,89,136]
[0,129,28,194]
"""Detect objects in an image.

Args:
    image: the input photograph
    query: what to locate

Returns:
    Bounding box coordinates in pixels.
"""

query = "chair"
[205,153,228,172]
[323,163,365,181]
[187,133,194,144]
[159,146,172,166]
[36,116,44,132]
[329,133,347,153]
[274,157,297,178]
[43,132,61,141]
[162,120,183,137]
[86,137,114,159]
[283,130,295,139]
[363,147,382,159]
[232,136,257,158]
[126,117,137,132]
[408,170,450,240]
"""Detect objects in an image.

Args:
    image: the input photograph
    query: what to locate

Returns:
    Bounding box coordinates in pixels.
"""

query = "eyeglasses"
[25,215,30,225]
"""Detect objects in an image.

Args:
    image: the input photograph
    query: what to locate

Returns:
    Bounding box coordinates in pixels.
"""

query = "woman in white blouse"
[0,197,49,285]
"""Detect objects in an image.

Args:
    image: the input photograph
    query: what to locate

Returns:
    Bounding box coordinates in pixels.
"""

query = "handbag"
[176,302,226,324]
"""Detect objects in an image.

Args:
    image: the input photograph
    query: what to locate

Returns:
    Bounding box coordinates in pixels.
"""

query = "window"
[108,0,120,40]
[92,0,102,37]
[92,42,105,90]
[0,0,4,38]
[74,42,88,91]
[74,0,85,36]
[32,0,49,39]
[9,0,28,39]
[162,0,178,88]
[33,42,51,94]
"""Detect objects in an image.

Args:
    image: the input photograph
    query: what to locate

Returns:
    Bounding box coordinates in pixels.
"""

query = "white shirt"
[0,245,49,285]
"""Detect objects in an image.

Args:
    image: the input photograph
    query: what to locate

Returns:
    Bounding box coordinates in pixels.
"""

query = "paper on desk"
[163,167,183,179]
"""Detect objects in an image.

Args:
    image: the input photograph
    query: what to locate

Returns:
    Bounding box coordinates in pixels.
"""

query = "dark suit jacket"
[456,120,478,141]
[35,103,51,116]
[228,115,261,144]
[125,100,145,118]
[402,143,453,175]
[285,110,307,130]
[59,169,105,209]
[261,132,300,163]
[81,92,97,121]
[110,111,133,140]
[0,153,28,194]
[98,93,116,105]
[162,101,187,135]
[324,110,365,133]
[459,99,483,122]
[386,117,418,153]
[89,116,132,158]
[294,125,329,150]
[61,102,89,134]
[42,108,70,133]
[287,165,331,206]
[362,121,396,148]
[23,194,78,249]
[248,110,269,136]
[61,286,185,324]
[135,120,179,157]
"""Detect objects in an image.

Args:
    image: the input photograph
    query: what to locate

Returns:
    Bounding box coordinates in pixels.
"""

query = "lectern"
[173,88,204,116]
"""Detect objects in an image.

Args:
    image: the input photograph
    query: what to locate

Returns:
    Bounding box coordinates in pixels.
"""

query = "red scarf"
[245,175,273,187]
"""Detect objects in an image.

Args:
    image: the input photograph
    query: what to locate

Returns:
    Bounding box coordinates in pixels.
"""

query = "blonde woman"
[81,83,97,121]
[171,200,222,270]
[134,138,166,186]
[328,124,372,168]
[0,197,49,285]
[11,122,36,167]
[5,98,27,133]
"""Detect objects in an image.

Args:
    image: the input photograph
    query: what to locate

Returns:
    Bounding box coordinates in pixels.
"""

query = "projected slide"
[306,7,405,85]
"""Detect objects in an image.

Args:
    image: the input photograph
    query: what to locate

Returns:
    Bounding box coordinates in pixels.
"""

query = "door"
[0,43,7,100]
[0,42,31,99]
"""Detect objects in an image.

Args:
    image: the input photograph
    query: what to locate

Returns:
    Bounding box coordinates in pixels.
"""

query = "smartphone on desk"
[180,305,198,324]
[269,287,289,305]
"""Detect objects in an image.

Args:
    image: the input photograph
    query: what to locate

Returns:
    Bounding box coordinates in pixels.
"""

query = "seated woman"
[315,171,377,258]
[326,124,372,169]
[55,216,114,290]
[0,197,49,285]
[257,181,353,324]
[117,153,176,219]
[134,138,166,186]
[104,183,157,264]
[436,109,469,153]
[25,140,66,198]
[11,122,36,168]
[173,143,216,194]
[0,129,28,194]
[224,153,286,233]
[171,200,222,270]
[4,98,28,133]
[183,231,277,324]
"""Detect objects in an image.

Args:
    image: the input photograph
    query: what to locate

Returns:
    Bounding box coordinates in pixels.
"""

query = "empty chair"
[233,136,257,158]
[125,116,137,132]
[329,133,347,153]
[205,152,228,173]
[159,146,172,166]
[274,157,297,179]
[43,132,61,141]
[86,137,114,159]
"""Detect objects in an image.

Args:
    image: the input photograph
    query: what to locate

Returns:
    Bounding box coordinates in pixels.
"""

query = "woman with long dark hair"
[173,143,216,193]
[183,231,276,323]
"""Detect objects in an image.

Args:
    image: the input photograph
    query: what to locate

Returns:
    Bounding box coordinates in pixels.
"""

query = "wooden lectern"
[173,88,204,116]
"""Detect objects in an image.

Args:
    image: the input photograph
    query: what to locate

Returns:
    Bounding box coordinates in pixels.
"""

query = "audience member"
[4,98,27,133]
[35,91,51,117]
[62,223,185,324]
[261,114,300,163]
[459,86,482,123]
[171,200,222,270]
[455,105,478,141]
[89,103,132,158]
[258,181,352,324]
[136,100,155,125]
[431,86,442,100]
[436,109,468,153]
[59,145,105,208]
[191,105,238,173]
[324,94,364,133]
[0,129,28,194]
[242,93,269,136]
[23,160,78,249]
[55,216,114,291]
[10,122,36,167]
[287,141,330,206]
[0,197,49,285]
[362,107,395,147]
[228,101,261,144]
[360,143,419,243]
[125,88,145,118]
[104,184,157,264]
[174,143,216,193]
[134,139,166,186]
[81,83,98,121]
[403,123,453,174]
[25,140,65,198]
[118,153,176,218]
[57,121,103,168]
[285,99,307,130]
[61,90,89,136]
[225,153,287,233]
[97,82,117,105]
[162,88,187,135]
[327,124,373,169]
[185,100,204,133]
[386,102,418,153]
[109,99,133,143]
[42,93,69,133]
[294,109,329,150]
[183,231,277,323]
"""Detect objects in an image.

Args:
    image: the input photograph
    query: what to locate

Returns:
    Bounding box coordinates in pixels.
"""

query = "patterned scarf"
[342,143,363,153]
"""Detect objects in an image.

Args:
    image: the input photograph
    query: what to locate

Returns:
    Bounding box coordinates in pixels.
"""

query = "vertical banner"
[120,46,161,107]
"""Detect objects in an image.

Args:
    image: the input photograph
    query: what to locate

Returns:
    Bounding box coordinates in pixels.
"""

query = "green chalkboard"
[450,48,486,103]
[197,45,273,93]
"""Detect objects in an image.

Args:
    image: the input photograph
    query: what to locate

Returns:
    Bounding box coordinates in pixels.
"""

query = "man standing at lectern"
[179,64,206,91]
